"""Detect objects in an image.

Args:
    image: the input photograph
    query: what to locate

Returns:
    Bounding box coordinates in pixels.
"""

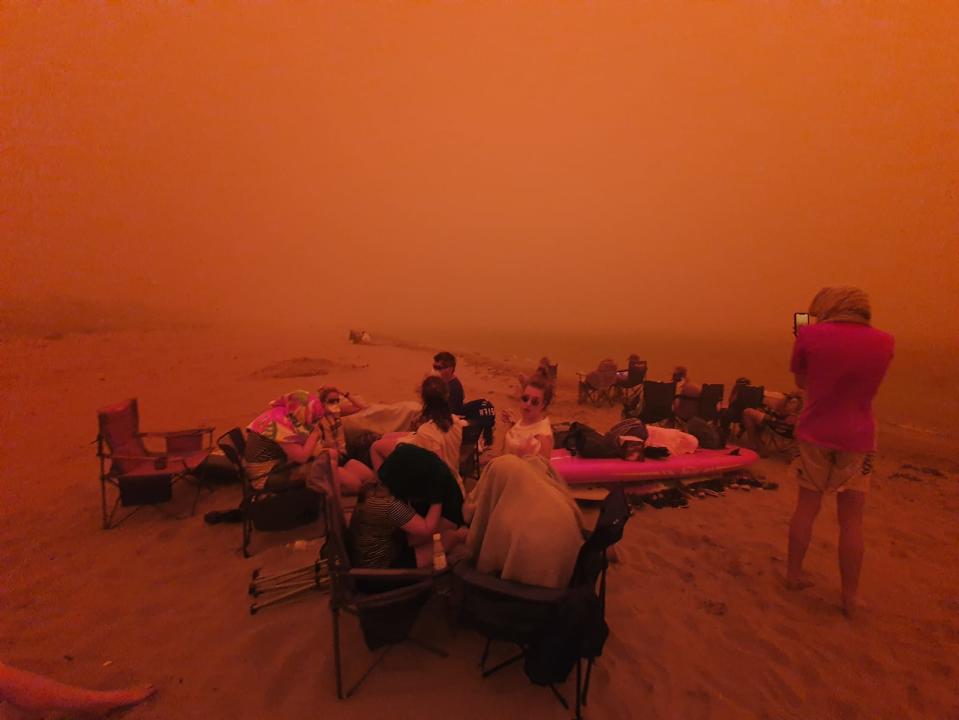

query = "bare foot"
[785,575,815,591]
[89,684,157,715]
[842,597,866,619]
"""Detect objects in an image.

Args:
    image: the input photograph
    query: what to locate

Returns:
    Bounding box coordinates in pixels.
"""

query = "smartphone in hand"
[793,312,810,336]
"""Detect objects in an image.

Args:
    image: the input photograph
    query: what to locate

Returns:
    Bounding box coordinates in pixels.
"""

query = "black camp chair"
[460,423,484,484]
[639,381,677,425]
[321,481,444,699]
[578,359,619,406]
[217,428,321,557]
[455,486,631,719]
[697,383,725,422]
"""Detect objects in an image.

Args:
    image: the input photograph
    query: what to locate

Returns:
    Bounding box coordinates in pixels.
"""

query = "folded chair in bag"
[97,399,213,529]
[577,359,619,406]
[455,486,631,720]
[321,483,445,699]
[217,428,321,558]
[639,381,677,425]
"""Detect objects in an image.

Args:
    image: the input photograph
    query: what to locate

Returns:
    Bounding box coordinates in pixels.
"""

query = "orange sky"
[2,1,957,339]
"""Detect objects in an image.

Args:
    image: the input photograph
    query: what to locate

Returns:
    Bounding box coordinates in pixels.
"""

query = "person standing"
[785,286,894,617]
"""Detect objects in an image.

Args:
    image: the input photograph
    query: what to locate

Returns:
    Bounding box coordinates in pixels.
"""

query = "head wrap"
[809,286,871,325]
[247,389,320,442]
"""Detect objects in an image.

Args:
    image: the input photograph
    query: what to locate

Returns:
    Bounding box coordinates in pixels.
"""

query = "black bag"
[248,487,320,531]
[564,422,622,459]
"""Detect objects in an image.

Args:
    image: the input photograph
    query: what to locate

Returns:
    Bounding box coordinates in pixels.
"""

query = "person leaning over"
[785,286,894,618]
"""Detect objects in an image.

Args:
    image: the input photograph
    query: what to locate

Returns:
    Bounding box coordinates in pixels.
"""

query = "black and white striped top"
[349,489,417,569]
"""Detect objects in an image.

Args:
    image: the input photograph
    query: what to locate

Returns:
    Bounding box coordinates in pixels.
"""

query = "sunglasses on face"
[520,394,541,407]
[433,364,450,372]
[325,397,341,405]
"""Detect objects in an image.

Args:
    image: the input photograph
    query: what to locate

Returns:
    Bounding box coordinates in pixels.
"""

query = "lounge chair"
[697,383,725,422]
[724,384,765,441]
[96,399,213,529]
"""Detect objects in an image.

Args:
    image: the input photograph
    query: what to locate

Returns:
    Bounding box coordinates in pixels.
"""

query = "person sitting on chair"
[501,376,554,460]
[742,391,803,457]
[314,386,375,494]
[349,475,466,570]
[369,376,464,485]
[244,390,327,492]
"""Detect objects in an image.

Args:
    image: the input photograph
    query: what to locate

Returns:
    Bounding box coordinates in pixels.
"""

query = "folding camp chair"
[322,483,445,699]
[217,428,321,558]
[615,360,648,406]
[577,359,619,406]
[455,486,631,720]
[697,383,725,422]
[96,399,213,529]
[639,381,677,425]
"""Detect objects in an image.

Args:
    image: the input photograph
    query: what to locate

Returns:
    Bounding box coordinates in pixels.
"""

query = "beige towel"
[466,455,584,589]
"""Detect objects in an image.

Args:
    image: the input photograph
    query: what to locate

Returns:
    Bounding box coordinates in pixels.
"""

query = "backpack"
[563,422,622,459]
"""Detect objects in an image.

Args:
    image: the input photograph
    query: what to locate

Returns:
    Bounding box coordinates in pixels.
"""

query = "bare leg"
[337,460,374,496]
[787,486,823,589]
[837,489,866,617]
[370,432,406,472]
[0,662,154,718]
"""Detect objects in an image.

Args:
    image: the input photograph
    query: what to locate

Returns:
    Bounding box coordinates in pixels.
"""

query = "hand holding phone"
[793,312,810,336]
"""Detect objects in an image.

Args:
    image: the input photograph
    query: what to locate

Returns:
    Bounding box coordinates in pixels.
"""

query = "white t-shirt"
[505,416,553,456]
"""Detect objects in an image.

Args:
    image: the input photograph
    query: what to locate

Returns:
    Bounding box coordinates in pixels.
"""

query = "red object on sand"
[551,447,759,486]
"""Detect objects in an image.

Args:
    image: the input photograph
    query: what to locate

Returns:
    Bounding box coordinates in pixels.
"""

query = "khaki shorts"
[791,441,874,494]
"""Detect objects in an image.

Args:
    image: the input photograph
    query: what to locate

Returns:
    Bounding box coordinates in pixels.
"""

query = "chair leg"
[481,649,524,677]
[582,658,594,706]
[332,607,343,700]
[548,682,569,710]
[242,514,252,558]
[345,646,392,699]
[479,638,492,669]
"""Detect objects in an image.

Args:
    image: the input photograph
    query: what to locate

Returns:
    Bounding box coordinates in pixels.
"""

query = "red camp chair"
[96,399,213,529]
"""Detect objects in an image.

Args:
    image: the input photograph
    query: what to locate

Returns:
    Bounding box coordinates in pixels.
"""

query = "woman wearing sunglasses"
[501,376,554,460]
[463,375,584,588]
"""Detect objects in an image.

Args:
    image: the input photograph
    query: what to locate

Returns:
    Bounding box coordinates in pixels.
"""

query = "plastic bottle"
[431,533,447,572]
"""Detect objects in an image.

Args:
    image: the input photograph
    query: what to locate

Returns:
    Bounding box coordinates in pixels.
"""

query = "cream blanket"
[466,455,584,589]
[341,401,421,443]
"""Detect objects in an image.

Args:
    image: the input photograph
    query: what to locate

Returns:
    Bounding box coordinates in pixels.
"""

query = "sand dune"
[2,326,957,720]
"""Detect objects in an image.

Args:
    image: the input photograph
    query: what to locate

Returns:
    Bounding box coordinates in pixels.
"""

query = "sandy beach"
[1,323,957,720]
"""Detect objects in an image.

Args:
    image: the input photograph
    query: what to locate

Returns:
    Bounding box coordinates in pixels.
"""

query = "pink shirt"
[790,322,894,453]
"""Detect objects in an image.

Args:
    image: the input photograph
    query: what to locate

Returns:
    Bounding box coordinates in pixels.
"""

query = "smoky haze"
[2,2,957,341]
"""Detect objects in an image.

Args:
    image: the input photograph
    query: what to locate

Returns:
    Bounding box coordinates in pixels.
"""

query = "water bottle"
[431,533,447,572]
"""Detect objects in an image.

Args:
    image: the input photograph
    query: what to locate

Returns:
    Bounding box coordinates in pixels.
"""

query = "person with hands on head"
[313,386,374,496]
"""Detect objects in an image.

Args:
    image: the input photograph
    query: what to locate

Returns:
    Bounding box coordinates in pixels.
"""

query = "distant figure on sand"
[0,661,154,719]
[432,351,465,414]
[785,286,894,617]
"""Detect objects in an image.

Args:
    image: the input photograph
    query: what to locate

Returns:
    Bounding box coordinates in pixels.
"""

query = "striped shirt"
[349,489,417,568]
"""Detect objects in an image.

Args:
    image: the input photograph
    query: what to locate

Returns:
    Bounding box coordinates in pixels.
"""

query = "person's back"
[792,322,894,453]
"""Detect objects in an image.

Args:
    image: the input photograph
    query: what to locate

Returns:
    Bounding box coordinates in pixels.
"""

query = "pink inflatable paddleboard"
[551,447,759,486]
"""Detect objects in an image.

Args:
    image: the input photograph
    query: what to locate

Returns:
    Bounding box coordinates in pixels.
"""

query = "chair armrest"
[346,568,434,580]
[140,428,214,437]
[454,562,566,602]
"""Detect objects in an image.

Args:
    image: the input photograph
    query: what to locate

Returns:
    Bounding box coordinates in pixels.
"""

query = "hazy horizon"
[3,2,957,344]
